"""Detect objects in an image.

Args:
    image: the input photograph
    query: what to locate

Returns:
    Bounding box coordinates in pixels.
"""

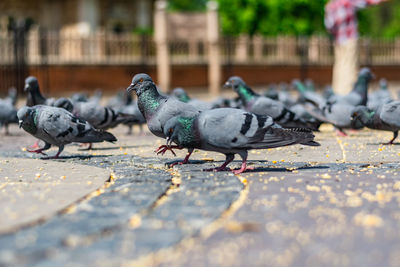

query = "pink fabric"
[325,0,385,44]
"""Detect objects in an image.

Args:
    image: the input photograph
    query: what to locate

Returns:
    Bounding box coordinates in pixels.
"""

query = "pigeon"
[171,87,213,111]
[352,102,400,144]
[0,99,18,135]
[107,91,146,135]
[70,92,89,103]
[17,105,117,158]
[293,79,326,106]
[126,73,201,164]
[24,76,55,107]
[328,68,374,106]
[4,87,18,106]
[367,78,393,111]
[225,76,319,130]
[163,108,320,174]
[54,98,137,131]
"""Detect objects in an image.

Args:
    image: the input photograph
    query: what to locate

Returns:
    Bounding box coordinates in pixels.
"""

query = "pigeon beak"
[18,120,23,128]
[24,84,30,92]
[223,81,231,88]
[126,83,135,93]
[166,136,172,146]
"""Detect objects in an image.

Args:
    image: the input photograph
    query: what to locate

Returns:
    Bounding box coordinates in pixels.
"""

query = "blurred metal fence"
[1,28,400,91]
[2,30,400,66]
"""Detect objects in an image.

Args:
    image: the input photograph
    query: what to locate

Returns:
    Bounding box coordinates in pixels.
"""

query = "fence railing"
[1,29,400,66]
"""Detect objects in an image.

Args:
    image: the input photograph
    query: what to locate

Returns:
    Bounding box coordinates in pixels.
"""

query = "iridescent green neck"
[177,117,198,147]
[237,84,255,103]
[138,88,161,116]
[23,110,38,134]
[178,94,190,103]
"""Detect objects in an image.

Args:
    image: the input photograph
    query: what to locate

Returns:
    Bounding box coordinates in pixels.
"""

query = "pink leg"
[233,160,248,174]
[232,152,253,174]
[169,149,193,167]
[27,148,47,156]
[204,154,234,172]
[29,140,40,149]
[336,129,347,137]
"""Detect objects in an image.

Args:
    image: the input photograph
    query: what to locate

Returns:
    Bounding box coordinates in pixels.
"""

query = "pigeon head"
[379,78,388,90]
[127,73,153,95]
[164,116,196,147]
[17,106,37,133]
[164,117,181,146]
[54,98,74,113]
[24,76,39,92]
[172,87,190,103]
[358,68,375,81]
[351,106,374,126]
[224,76,246,91]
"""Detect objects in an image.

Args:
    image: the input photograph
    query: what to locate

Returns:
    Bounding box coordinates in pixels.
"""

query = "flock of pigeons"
[0,67,399,173]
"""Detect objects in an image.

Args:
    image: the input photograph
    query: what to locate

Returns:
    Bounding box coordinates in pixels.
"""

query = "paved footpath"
[1,124,400,266]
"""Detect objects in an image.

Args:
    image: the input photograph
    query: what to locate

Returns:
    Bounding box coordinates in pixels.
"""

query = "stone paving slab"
[0,157,110,235]
[2,123,400,266]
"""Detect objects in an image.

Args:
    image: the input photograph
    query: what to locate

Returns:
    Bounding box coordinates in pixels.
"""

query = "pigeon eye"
[169,128,173,134]
[139,78,143,83]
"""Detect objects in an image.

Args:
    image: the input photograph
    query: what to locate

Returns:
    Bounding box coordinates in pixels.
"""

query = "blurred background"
[0,0,399,95]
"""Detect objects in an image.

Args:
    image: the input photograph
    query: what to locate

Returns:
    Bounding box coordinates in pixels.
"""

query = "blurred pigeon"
[24,76,55,106]
[352,102,400,144]
[4,87,17,106]
[18,105,116,158]
[0,99,18,135]
[293,79,326,106]
[126,73,200,164]
[89,89,103,103]
[225,76,319,130]
[171,87,212,111]
[163,108,319,174]
[367,78,392,111]
[54,98,137,131]
[305,100,364,135]
[70,92,89,104]
[329,68,374,106]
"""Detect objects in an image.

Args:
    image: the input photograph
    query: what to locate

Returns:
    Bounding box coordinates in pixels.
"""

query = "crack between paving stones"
[335,136,347,163]
[122,175,250,266]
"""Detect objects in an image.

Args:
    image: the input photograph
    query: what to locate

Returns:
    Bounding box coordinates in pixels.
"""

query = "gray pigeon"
[163,108,320,174]
[305,100,364,135]
[328,67,374,106]
[367,78,393,111]
[171,87,213,111]
[106,90,146,134]
[126,73,200,164]
[352,102,400,144]
[18,105,117,158]
[225,76,319,130]
[24,76,55,107]
[0,99,18,135]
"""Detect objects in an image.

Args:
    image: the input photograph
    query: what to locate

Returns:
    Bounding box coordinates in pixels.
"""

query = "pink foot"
[29,140,40,149]
[203,166,231,172]
[232,162,253,174]
[336,130,347,137]
[155,145,181,156]
[27,149,47,156]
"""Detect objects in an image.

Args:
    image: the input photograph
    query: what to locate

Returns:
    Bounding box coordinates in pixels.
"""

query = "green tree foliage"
[217,0,328,36]
[167,0,400,38]
[168,0,208,11]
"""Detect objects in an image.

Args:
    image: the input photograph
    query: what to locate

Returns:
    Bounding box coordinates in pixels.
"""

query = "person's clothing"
[332,39,358,94]
[325,0,385,44]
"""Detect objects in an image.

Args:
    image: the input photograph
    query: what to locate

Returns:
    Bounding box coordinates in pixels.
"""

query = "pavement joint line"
[335,135,347,163]
[123,174,249,266]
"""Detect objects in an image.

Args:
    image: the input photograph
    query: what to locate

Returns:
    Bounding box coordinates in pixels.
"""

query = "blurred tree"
[167,0,400,38]
[168,0,208,11]
[217,0,328,36]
